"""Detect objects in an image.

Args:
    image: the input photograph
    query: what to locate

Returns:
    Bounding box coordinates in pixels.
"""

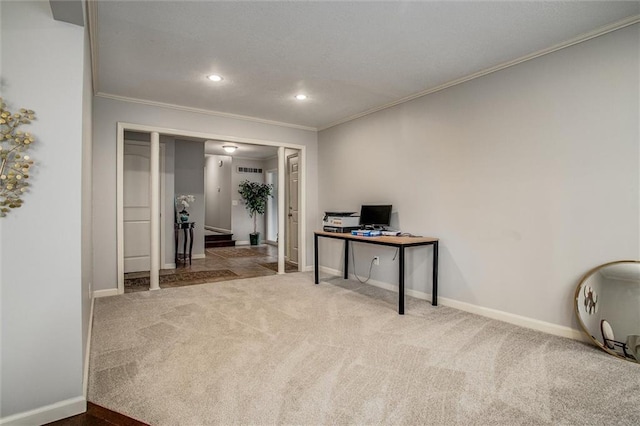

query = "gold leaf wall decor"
[0,98,36,217]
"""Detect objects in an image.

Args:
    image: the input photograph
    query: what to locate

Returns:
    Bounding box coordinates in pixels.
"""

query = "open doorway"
[117,124,306,293]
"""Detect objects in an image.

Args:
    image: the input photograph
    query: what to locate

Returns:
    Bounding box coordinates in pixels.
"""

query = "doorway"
[117,123,307,294]
[286,153,299,264]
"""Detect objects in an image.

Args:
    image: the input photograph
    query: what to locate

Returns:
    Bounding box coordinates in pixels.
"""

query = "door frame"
[285,152,300,264]
[117,122,307,292]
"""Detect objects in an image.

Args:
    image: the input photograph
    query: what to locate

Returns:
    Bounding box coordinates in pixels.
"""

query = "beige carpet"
[89,273,640,425]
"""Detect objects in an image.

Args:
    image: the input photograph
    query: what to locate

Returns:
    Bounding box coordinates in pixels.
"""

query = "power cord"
[350,245,375,284]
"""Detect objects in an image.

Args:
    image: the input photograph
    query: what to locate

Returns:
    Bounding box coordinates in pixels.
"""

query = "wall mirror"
[575,260,640,363]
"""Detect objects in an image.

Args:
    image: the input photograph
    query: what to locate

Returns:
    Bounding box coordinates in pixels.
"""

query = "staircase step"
[204,233,233,242]
[205,239,236,248]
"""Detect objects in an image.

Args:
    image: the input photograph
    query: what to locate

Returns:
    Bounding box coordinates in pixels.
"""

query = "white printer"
[322,211,360,233]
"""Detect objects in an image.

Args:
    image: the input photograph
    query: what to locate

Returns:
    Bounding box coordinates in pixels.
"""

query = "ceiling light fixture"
[222,145,237,153]
[207,74,223,82]
[295,94,307,100]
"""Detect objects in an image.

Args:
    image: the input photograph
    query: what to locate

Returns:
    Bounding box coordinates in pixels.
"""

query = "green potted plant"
[238,180,273,245]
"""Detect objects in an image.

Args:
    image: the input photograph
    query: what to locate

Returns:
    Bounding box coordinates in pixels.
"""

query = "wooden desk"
[174,222,195,266]
[314,231,439,314]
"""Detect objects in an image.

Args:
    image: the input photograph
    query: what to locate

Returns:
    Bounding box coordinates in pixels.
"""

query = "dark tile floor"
[45,402,149,426]
[124,244,298,293]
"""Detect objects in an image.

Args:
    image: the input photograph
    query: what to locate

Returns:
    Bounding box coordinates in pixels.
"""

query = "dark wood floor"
[45,402,149,426]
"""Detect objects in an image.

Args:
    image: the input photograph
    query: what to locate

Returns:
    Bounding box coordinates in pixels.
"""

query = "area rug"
[124,269,238,292]
[259,261,299,273]
[206,246,270,258]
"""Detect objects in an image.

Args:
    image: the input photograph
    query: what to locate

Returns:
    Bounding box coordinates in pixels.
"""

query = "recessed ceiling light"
[207,74,223,82]
[222,145,237,153]
[295,94,307,100]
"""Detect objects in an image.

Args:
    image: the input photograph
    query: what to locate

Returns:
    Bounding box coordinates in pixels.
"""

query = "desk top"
[315,230,438,246]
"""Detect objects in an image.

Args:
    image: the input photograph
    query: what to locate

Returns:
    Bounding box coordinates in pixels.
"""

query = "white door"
[287,153,299,264]
[124,142,151,273]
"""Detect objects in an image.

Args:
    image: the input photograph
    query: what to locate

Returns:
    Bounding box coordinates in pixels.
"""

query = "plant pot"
[179,210,189,222]
[249,232,260,245]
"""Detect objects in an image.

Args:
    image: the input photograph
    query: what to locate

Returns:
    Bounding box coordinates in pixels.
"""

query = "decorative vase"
[249,232,260,245]
[179,210,189,222]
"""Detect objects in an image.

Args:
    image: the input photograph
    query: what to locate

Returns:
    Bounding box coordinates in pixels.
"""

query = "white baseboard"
[193,253,206,260]
[163,263,176,269]
[236,240,249,246]
[93,288,118,298]
[317,266,584,341]
[83,297,95,398]
[0,396,86,426]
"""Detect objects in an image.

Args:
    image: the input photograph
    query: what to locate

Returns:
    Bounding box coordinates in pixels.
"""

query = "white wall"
[204,154,232,231]
[317,25,639,331]
[93,96,317,291]
[175,139,205,257]
[599,276,640,342]
[1,1,88,421]
[232,159,268,244]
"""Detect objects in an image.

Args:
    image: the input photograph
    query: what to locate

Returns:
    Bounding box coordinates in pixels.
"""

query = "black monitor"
[359,205,392,229]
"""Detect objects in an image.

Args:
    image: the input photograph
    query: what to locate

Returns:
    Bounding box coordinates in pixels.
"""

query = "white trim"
[116,122,308,151]
[317,266,585,341]
[192,253,206,260]
[0,396,86,426]
[96,92,317,132]
[117,123,124,294]
[163,262,177,269]
[93,288,119,298]
[319,15,640,131]
[236,240,250,246]
[298,149,306,272]
[149,133,161,291]
[278,148,286,274]
[83,296,95,398]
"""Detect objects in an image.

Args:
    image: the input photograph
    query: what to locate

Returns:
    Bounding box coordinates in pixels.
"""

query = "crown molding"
[318,15,640,131]
[95,92,318,132]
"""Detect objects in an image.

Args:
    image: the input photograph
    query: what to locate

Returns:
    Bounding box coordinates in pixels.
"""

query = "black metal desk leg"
[314,234,319,284]
[344,240,349,279]
[399,246,405,315]
[432,241,438,306]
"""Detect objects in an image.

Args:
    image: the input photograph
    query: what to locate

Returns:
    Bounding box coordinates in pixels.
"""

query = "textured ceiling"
[95,1,639,130]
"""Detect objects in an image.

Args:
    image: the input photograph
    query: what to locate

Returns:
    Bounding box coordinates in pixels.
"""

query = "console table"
[174,222,195,266]
[314,231,439,314]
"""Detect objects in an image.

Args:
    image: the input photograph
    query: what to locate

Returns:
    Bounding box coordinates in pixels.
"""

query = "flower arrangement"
[176,194,195,211]
[175,194,195,222]
[0,98,36,217]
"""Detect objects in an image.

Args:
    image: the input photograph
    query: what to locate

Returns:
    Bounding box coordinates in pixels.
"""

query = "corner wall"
[1,1,87,421]
[317,24,640,331]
